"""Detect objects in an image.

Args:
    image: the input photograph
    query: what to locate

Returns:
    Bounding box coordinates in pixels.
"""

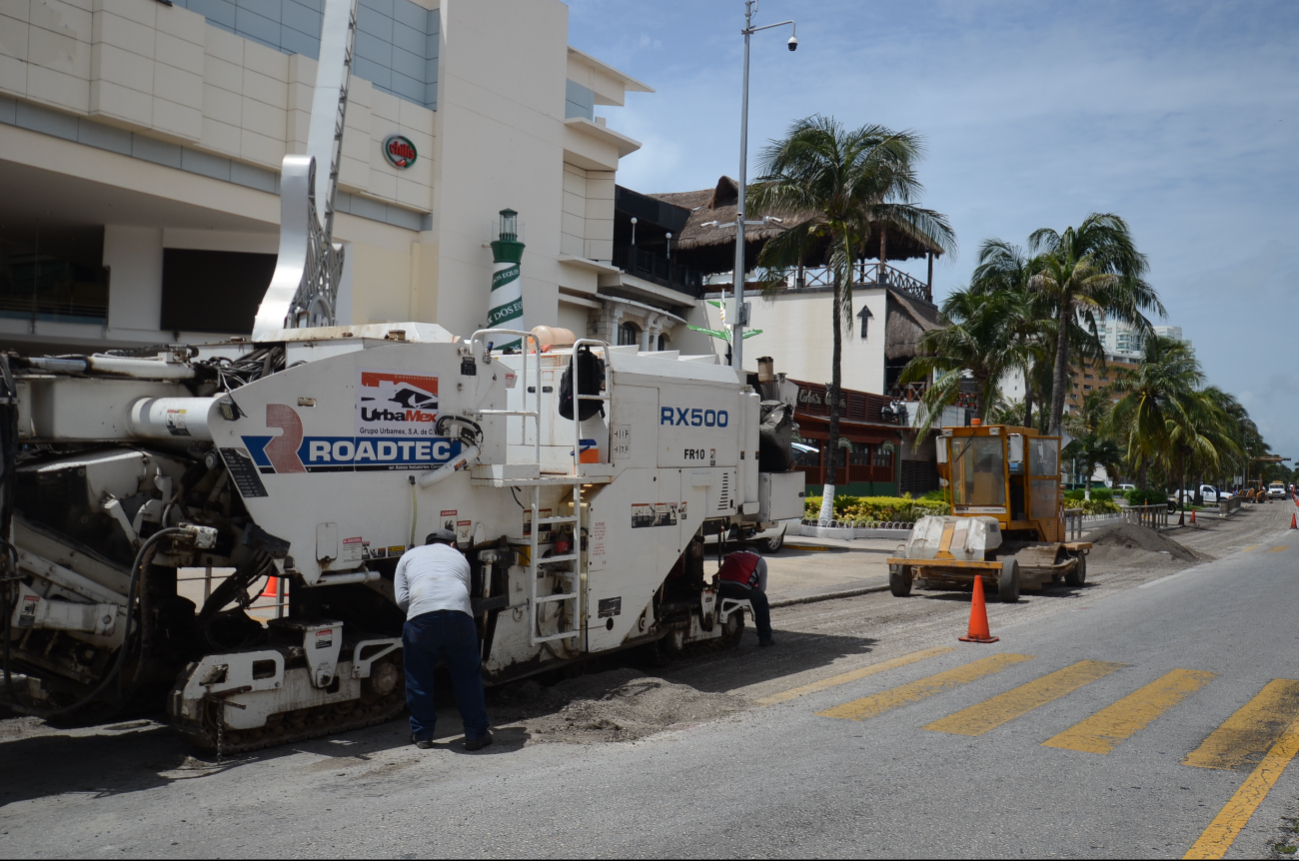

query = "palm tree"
[1107,335,1204,491]
[900,288,1024,436]
[1026,214,1163,436]
[1063,391,1120,500]
[969,240,1052,429]
[750,116,956,523]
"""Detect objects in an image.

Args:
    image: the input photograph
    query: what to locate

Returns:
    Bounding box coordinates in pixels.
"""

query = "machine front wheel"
[889,565,912,597]
[1065,553,1087,587]
[998,559,1021,603]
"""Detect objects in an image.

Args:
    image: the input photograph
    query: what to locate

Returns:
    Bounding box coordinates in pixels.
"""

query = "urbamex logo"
[358,370,439,437]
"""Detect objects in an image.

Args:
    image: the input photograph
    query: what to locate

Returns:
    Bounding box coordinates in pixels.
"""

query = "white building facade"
[0,0,678,352]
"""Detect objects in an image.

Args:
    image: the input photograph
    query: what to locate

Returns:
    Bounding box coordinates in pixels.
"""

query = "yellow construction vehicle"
[887,423,1092,602]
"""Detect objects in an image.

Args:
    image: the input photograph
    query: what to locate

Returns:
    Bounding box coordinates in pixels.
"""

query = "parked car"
[1117,483,1136,492]
[1268,481,1287,499]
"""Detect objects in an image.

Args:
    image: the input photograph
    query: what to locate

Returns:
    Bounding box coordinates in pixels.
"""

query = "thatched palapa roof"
[650,176,947,276]
[885,290,943,360]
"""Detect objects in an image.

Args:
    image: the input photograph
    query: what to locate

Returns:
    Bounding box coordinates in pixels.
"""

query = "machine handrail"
[468,329,542,466]
[569,338,610,476]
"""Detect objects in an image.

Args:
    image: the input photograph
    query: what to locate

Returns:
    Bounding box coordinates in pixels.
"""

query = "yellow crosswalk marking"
[760,647,955,706]
[816,653,1033,722]
[1242,545,1259,552]
[1269,546,1289,553]
[1183,679,1299,770]
[1184,717,1299,859]
[1042,669,1217,754]
[925,660,1126,737]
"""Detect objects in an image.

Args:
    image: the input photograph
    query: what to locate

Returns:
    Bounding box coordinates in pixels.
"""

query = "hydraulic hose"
[1,527,189,719]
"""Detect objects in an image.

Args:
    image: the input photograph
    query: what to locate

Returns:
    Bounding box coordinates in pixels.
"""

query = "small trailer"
[887,423,1091,603]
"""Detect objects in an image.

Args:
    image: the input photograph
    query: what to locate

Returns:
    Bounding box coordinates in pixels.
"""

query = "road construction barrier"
[1064,508,1084,540]
[1123,503,1171,531]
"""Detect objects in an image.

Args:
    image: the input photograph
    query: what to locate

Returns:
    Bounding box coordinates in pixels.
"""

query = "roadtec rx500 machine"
[0,330,803,752]
[887,423,1091,603]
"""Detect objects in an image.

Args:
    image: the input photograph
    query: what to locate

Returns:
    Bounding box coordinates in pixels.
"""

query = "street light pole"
[729,0,796,374]
[732,3,753,374]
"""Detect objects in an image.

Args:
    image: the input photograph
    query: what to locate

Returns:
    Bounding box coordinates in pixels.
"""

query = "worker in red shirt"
[717,549,775,647]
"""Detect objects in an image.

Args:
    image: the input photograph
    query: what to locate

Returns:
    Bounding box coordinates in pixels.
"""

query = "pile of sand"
[494,668,747,745]
[1086,522,1206,564]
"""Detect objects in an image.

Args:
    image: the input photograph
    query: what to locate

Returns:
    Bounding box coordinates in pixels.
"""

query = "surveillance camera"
[787,36,798,51]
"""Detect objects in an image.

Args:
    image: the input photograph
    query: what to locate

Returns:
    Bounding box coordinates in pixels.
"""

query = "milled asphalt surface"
[1,502,1296,858]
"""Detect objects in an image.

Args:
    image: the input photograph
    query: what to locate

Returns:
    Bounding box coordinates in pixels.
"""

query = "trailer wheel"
[889,565,912,597]
[1065,553,1087,587]
[998,559,1021,603]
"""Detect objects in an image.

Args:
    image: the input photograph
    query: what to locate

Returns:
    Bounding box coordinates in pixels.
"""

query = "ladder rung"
[536,592,578,604]
[576,394,610,401]
[534,631,579,643]
[538,553,578,563]
[537,516,576,525]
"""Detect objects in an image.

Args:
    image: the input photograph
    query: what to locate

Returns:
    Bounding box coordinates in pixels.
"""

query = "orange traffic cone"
[1190,508,1196,525]
[959,573,1000,644]
[1291,513,1296,530]
[261,575,278,598]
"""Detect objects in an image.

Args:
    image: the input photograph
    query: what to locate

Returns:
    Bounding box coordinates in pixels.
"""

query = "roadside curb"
[770,584,890,609]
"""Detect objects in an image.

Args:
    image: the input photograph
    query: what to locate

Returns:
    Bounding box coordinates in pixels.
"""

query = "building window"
[657,333,669,351]
[874,445,894,468]
[618,321,640,347]
[1084,374,1093,380]
[1084,385,1092,391]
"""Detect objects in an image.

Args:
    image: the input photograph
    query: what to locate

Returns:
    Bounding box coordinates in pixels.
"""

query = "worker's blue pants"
[402,610,490,742]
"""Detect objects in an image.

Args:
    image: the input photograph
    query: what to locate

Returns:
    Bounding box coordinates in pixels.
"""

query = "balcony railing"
[792,262,932,303]
[613,246,704,296]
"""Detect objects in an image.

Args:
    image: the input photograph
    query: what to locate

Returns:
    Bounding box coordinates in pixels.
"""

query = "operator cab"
[936,423,1063,543]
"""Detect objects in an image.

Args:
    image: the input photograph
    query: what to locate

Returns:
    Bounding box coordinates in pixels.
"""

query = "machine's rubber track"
[177,691,406,756]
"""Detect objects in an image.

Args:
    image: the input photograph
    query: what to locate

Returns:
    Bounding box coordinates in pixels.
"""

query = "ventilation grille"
[717,471,731,512]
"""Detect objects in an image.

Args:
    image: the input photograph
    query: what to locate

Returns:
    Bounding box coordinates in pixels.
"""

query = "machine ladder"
[467,332,611,648]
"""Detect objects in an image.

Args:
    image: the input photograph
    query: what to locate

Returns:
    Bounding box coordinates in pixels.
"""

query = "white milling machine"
[0,0,803,752]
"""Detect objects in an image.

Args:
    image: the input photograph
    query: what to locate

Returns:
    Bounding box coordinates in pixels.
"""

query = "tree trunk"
[819,268,844,526]
[1138,461,1149,491]
[1049,302,1070,436]
[1023,362,1035,428]
[1177,452,1187,526]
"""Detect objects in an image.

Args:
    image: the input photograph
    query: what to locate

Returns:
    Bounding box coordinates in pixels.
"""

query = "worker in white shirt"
[394,529,492,750]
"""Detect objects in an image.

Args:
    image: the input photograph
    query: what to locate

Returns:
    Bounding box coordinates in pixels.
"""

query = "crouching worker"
[717,549,775,647]
[395,529,492,750]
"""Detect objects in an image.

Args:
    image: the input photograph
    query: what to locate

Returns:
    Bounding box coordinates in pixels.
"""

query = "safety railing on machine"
[468,329,543,466]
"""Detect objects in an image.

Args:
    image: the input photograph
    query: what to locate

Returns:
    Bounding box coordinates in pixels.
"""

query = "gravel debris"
[1087,522,1207,563]
[492,668,748,744]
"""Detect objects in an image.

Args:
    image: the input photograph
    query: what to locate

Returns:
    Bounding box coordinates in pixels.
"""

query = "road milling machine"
[0,330,803,751]
[887,423,1091,603]
[0,0,803,752]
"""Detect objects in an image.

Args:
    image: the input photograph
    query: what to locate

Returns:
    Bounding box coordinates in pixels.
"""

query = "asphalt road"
[2,503,1297,858]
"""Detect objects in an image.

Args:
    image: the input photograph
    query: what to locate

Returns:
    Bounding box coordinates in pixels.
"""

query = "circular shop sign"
[383,134,417,169]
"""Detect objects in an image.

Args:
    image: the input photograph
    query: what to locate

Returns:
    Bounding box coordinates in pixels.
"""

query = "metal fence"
[1064,508,1084,540]
[1122,504,1171,530]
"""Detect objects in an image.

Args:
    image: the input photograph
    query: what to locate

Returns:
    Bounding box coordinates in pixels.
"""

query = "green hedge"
[1064,487,1114,503]
[1125,488,1167,507]
[804,495,951,524]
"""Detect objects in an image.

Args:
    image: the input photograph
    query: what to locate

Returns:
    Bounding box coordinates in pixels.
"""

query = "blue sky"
[568,0,1299,464]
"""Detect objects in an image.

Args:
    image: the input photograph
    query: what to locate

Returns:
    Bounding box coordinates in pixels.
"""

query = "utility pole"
[713,1,797,373]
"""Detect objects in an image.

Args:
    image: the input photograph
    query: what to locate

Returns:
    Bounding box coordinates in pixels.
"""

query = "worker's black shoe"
[464,732,493,751]
[413,736,435,749]
[758,638,776,647]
